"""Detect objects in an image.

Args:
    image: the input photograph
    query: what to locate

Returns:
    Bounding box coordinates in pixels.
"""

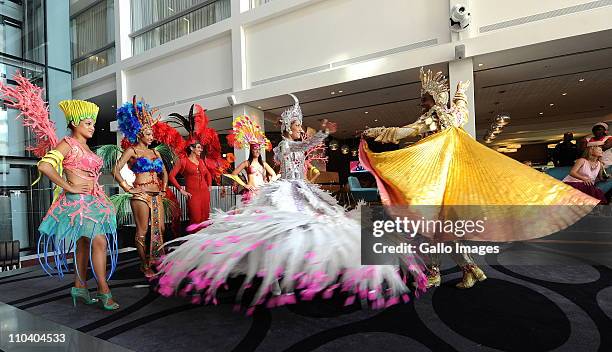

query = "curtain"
[251,0,275,9]
[70,0,115,78]
[131,0,231,55]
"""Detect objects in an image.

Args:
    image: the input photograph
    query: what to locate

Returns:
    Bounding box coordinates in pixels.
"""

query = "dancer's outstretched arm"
[283,120,336,152]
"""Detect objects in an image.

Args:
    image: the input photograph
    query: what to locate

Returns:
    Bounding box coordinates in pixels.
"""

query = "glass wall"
[131,0,230,55]
[0,0,71,251]
[70,0,115,79]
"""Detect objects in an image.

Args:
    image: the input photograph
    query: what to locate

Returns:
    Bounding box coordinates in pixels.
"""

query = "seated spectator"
[562,146,608,204]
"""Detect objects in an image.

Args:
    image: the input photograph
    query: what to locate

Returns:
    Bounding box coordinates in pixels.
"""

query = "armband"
[223,174,247,188]
[33,150,64,186]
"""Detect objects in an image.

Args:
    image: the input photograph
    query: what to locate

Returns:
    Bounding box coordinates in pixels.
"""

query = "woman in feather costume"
[104,97,178,278]
[0,74,119,310]
[224,115,277,206]
[156,95,427,312]
[361,68,599,288]
[167,104,227,229]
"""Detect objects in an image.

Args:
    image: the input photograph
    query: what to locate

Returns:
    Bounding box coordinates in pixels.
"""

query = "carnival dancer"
[361,68,599,289]
[167,104,224,228]
[111,97,174,278]
[0,75,119,310]
[156,95,426,312]
[225,115,277,204]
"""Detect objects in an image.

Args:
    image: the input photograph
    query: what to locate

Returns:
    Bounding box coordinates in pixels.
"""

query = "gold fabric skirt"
[359,127,599,242]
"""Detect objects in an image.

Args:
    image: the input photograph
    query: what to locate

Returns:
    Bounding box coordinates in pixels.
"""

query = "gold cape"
[359,127,599,242]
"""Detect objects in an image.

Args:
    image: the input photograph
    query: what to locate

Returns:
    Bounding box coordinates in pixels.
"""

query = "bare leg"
[449,242,475,266]
[91,235,116,305]
[131,199,153,276]
[74,237,90,288]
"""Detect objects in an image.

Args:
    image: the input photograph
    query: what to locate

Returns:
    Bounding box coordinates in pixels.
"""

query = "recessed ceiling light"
[578,78,585,82]
[331,91,335,95]
[338,90,343,93]
[364,111,369,114]
[539,112,544,115]
[257,106,262,109]
[562,92,567,96]
[374,119,378,122]
[478,63,484,67]
[549,103,554,107]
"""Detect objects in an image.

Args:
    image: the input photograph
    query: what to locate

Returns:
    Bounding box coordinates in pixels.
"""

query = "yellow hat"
[58,100,99,125]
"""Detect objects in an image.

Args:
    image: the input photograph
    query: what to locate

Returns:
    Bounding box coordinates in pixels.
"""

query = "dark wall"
[499,143,551,164]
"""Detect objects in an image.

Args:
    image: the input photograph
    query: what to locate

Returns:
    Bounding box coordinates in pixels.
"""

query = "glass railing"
[131,0,231,55]
[251,0,275,9]
[71,46,115,79]
[102,184,238,226]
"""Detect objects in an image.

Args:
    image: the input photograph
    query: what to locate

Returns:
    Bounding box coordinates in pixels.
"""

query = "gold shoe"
[456,264,486,289]
[426,266,441,288]
[471,265,487,282]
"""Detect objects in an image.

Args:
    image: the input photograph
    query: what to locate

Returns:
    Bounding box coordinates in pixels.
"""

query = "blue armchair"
[347,176,379,202]
[544,166,612,193]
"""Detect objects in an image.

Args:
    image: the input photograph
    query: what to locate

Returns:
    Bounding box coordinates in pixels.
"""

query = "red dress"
[169,157,212,225]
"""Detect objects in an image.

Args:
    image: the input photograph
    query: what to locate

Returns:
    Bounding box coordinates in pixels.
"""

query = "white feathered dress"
[156,131,426,311]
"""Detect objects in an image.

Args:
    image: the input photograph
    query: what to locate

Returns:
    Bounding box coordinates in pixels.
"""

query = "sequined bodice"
[274,131,328,180]
[247,163,266,186]
[63,136,102,179]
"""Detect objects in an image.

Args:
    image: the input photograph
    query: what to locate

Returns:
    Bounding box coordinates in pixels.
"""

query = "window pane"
[71,46,115,79]
[132,0,230,55]
[70,0,115,78]
[131,0,210,32]
[251,0,274,9]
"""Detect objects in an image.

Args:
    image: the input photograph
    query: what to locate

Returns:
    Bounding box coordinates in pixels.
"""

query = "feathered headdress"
[420,68,449,106]
[116,96,160,144]
[0,72,58,157]
[165,104,229,183]
[280,94,302,133]
[226,115,271,151]
[167,104,211,147]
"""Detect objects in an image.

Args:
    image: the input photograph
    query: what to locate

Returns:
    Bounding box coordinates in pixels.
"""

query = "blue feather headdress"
[116,96,159,144]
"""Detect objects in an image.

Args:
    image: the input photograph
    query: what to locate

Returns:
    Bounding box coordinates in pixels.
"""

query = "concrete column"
[231,0,248,91]
[114,0,132,62]
[448,58,476,138]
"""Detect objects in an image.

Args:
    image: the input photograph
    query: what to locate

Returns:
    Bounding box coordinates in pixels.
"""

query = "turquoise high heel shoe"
[70,287,97,306]
[96,292,120,311]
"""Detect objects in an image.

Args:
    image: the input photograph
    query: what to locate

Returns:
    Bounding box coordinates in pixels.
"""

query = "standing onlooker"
[580,123,612,166]
[553,132,579,167]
